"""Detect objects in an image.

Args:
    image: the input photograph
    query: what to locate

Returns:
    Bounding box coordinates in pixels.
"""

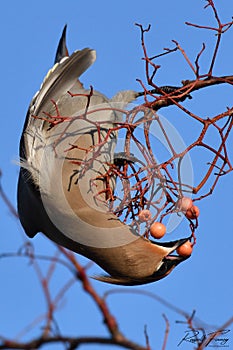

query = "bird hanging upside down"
[17,25,191,286]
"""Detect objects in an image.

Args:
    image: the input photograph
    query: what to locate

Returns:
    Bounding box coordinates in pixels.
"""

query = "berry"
[176,241,193,257]
[150,222,166,239]
[177,197,193,213]
[138,209,152,222]
[185,205,200,219]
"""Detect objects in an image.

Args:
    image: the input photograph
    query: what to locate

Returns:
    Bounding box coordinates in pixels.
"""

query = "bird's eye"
[152,260,167,277]
[152,259,175,279]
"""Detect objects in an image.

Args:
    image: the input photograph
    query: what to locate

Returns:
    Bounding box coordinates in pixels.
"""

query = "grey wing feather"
[31,48,96,118]
[20,49,96,162]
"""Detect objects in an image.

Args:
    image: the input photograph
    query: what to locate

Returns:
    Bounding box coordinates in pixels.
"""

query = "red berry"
[177,197,193,213]
[150,222,166,239]
[138,209,152,222]
[176,241,193,257]
[186,205,200,219]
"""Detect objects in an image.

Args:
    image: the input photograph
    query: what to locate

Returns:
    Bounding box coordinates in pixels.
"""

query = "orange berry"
[138,209,152,222]
[150,222,166,239]
[185,205,200,219]
[176,241,193,257]
[177,197,193,213]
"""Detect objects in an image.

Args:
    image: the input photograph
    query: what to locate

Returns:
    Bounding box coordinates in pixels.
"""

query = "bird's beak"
[153,236,190,261]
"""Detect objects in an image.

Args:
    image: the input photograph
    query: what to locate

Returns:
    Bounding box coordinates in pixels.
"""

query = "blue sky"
[0,1,233,349]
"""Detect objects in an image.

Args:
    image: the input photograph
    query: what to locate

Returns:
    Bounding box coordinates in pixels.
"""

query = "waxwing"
[17,26,191,286]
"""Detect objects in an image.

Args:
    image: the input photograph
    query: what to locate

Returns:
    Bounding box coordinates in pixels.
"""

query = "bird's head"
[93,236,192,286]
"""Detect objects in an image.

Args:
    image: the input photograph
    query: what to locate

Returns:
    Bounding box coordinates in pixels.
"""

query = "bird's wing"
[31,48,96,118]
[20,49,96,171]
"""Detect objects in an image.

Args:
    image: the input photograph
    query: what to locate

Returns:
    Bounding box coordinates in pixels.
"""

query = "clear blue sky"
[0,1,233,349]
